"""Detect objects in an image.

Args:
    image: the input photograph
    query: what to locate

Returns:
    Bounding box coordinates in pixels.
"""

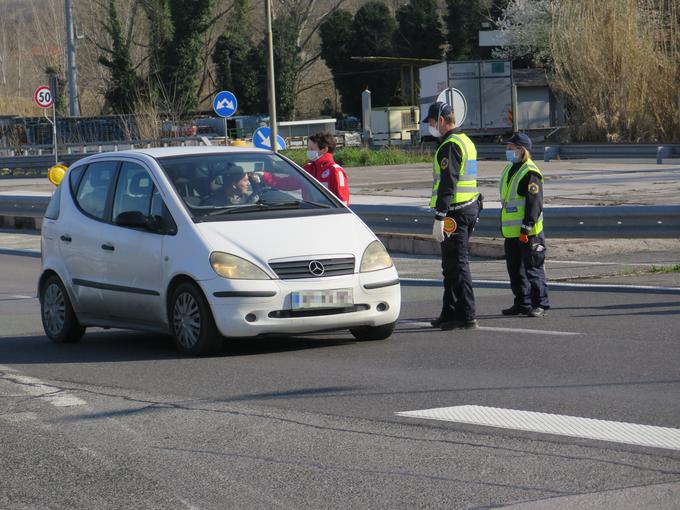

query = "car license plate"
[291,289,354,310]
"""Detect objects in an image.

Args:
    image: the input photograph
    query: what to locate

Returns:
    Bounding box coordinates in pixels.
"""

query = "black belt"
[448,195,481,212]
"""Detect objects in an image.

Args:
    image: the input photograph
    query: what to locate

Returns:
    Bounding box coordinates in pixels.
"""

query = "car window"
[75,161,117,220]
[150,187,177,234]
[113,162,154,220]
[44,184,61,220]
[157,152,337,219]
[69,165,84,196]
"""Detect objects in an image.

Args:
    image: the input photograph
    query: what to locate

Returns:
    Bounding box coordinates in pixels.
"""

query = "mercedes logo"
[308,260,325,276]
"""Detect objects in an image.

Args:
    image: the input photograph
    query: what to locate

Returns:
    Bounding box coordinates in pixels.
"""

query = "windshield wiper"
[201,199,331,217]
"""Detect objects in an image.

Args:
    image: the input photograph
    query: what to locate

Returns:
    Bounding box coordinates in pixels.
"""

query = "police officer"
[424,102,482,330]
[499,133,550,317]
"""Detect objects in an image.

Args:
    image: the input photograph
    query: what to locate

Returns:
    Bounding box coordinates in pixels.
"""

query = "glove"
[519,233,529,244]
[432,219,445,243]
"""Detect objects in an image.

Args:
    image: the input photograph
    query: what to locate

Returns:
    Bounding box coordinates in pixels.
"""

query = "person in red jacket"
[303,132,350,206]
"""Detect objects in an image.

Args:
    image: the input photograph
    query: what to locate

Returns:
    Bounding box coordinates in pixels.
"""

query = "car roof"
[72,145,271,165]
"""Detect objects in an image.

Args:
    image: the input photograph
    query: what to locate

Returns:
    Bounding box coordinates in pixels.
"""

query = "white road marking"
[0,411,38,423]
[396,405,680,451]
[0,365,86,408]
[401,277,680,293]
[397,320,581,336]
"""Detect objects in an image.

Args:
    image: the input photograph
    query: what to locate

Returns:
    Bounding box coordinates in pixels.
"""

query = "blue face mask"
[505,150,518,163]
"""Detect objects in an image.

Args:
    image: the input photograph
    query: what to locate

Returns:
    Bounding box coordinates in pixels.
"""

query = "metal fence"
[2,194,678,239]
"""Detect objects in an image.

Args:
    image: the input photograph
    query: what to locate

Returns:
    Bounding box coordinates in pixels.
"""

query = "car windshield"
[157,152,337,218]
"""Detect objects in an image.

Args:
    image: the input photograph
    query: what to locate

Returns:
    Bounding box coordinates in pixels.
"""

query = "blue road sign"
[253,127,286,151]
[213,91,238,118]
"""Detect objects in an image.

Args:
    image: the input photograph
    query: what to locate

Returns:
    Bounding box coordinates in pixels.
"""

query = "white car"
[39,147,401,354]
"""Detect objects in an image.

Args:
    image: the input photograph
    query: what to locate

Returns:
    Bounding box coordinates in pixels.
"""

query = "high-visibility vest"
[429,132,479,208]
[499,159,544,238]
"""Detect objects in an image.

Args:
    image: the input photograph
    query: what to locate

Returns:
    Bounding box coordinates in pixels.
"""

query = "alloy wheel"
[173,292,201,349]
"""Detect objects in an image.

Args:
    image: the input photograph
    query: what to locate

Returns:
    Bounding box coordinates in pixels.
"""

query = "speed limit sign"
[34,86,53,108]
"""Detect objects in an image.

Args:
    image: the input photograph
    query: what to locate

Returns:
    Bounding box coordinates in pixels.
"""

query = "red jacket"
[303,153,350,206]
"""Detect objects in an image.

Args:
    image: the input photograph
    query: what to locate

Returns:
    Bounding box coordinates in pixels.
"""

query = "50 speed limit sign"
[34,86,53,108]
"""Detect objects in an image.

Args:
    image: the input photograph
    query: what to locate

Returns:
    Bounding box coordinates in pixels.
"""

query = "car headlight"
[210,252,270,280]
[360,241,393,273]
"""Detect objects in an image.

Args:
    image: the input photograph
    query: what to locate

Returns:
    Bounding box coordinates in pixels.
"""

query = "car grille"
[269,257,355,280]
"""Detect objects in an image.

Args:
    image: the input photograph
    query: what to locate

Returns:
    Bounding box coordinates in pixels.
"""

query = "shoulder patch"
[440,157,449,169]
[528,182,540,195]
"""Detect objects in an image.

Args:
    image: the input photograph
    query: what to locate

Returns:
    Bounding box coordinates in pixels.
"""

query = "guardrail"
[352,204,680,239]
[2,195,678,238]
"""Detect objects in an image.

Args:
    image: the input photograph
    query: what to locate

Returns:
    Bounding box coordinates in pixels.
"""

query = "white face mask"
[428,125,441,139]
[307,150,321,161]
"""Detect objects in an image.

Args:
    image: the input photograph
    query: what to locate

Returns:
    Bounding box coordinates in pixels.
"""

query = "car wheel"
[169,282,222,355]
[40,275,85,343]
[349,322,396,341]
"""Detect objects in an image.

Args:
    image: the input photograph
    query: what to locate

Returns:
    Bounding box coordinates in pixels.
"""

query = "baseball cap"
[504,132,533,151]
[422,101,453,123]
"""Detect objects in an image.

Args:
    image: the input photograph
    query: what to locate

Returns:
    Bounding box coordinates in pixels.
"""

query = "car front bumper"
[200,267,401,337]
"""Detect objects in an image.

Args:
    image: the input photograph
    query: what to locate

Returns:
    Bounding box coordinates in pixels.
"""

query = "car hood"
[194,212,377,270]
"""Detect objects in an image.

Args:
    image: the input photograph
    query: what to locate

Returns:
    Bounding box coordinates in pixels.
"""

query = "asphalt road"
[1,253,680,509]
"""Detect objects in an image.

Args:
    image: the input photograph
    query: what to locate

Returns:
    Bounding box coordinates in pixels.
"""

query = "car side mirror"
[115,210,151,229]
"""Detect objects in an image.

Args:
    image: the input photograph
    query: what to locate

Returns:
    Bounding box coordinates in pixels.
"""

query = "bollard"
[656,146,671,164]
[544,146,559,162]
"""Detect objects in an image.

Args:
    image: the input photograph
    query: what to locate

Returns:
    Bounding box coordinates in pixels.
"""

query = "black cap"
[422,101,453,123]
[504,132,533,151]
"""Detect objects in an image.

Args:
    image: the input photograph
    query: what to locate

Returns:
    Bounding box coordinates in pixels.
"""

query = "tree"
[141,0,174,82]
[99,0,140,113]
[394,0,445,59]
[445,0,484,59]
[492,0,557,65]
[159,0,214,114]
[319,9,355,113]
[271,17,302,119]
[213,0,263,113]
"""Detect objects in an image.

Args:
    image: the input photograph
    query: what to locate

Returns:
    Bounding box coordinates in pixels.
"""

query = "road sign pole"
[265,0,278,152]
[223,117,228,145]
[52,101,58,164]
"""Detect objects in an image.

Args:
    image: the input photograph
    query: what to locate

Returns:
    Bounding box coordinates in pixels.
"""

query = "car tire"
[169,282,223,355]
[349,322,396,341]
[40,275,85,343]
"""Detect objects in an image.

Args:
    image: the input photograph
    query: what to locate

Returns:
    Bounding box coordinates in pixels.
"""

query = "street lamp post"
[64,0,80,117]
[265,0,278,151]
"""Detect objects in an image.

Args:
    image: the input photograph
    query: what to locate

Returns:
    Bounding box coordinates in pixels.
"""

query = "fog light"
[376,302,389,312]
[245,313,257,323]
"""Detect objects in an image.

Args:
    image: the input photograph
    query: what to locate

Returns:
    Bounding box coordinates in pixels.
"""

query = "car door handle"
[101,243,115,251]
[60,234,72,242]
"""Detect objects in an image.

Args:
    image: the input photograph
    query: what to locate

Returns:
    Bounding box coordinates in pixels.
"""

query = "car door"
[101,161,166,326]
[59,160,118,318]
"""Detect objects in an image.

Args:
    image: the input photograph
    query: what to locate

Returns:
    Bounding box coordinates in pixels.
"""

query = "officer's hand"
[432,220,445,243]
[519,233,529,244]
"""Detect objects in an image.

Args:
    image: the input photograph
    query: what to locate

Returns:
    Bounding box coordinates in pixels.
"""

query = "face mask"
[428,125,441,139]
[505,150,519,163]
[307,150,321,161]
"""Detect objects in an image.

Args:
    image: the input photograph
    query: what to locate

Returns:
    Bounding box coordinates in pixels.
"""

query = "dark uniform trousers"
[504,234,550,310]
[440,200,480,322]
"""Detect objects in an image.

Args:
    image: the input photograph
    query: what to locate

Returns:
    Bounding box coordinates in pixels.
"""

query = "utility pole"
[265,0,278,151]
[64,0,80,116]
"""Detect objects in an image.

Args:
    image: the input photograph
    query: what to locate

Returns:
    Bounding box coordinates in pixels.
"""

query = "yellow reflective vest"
[499,159,544,238]
[430,132,479,209]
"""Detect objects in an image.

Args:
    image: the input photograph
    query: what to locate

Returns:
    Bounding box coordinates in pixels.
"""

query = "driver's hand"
[248,172,261,184]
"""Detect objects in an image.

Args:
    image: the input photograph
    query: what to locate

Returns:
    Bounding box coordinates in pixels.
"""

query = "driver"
[202,165,257,206]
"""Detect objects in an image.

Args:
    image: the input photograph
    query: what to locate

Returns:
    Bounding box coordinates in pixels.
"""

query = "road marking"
[0,365,86,408]
[401,277,680,293]
[395,405,680,451]
[398,320,580,337]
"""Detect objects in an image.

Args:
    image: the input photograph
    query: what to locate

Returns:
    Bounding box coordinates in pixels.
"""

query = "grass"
[281,147,432,168]
[649,264,680,273]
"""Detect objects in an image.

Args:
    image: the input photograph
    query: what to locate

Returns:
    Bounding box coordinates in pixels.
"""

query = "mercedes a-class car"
[39,147,401,354]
